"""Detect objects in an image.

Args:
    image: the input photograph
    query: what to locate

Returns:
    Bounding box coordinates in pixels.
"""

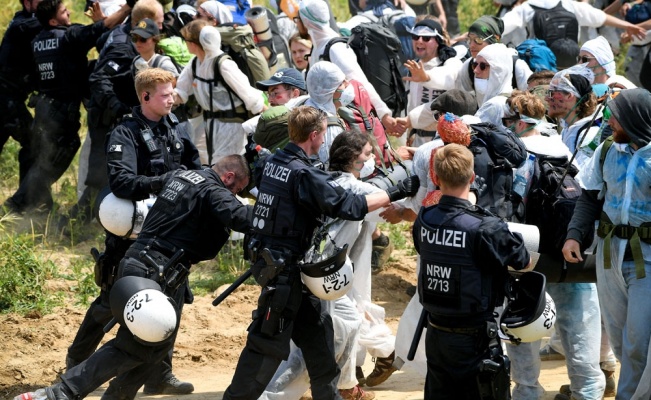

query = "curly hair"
[328,131,369,172]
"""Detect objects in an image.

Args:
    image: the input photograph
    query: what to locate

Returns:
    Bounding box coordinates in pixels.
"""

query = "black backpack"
[321,23,408,117]
[468,122,528,220]
[524,154,591,258]
[530,2,579,47]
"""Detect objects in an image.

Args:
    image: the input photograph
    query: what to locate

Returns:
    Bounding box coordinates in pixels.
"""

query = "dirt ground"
[0,249,616,400]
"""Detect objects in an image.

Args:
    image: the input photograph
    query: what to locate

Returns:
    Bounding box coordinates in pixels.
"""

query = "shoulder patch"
[108,144,122,153]
[327,180,340,189]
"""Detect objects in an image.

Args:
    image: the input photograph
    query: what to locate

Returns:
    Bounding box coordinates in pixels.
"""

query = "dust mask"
[356,158,375,179]
[335,84,356,108]
[474,78,489,94]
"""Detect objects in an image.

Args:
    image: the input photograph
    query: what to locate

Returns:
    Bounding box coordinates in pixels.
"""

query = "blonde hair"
[181,19,210,48]
[131,0,163,26]
[508,90,547,120]
[134,68,176,98]
[289,33,312,50]
[434,144,474,189]
[288,105,327,143]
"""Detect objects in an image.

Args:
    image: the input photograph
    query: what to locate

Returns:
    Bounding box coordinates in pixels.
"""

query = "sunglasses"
[471,61,489,71]
[469,34,494,45]
[131,35,150,43]
[411,34,433,42]
[432,110,441,121]
[577,55,596,64]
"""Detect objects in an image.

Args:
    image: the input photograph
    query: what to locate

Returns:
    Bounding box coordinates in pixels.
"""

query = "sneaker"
[539,344,565,361]
[356,366,366,386]
[371,234,393,274]
[553,393,574,400]
[603,369,616,397]
[339,385,375,400]
[143,374,194,395]
[365,351,398,387]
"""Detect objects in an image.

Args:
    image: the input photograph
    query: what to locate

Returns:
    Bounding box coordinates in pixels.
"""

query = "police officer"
[66,68,200,398]
[26,154,252,400]
[414,143,531,399]
[66,0,165,226]
[0,0,42,182]
[1,0,130,214]
[223,105,420,400]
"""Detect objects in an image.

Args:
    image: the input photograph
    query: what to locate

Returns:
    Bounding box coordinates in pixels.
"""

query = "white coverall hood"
[199,25,224,60]
[475,43,514,106]
[199,0,233,24]
[306,61,346,115]
[298,0,339,60]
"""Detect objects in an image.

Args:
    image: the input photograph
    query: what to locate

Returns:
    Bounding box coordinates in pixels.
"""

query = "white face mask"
[335,84,356,108]
[474,78,489,94]
[356,158,375,179]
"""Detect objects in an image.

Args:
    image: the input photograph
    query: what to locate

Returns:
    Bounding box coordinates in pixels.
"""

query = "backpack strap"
[320,37,348,62]
[599,135,614,190]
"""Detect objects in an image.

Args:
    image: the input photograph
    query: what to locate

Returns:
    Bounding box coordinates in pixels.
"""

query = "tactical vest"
[122,113,185,176]
[252,149,315,252]
[32,27,66,96]
[416,206,496,317]
[0,11,41,94]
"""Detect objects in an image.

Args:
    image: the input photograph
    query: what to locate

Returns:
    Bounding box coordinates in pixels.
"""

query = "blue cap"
[256,68,306,92]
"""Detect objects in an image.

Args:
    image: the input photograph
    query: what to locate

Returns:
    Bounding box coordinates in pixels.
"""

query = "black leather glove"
[149,171,174,193]
[385,174,420,202]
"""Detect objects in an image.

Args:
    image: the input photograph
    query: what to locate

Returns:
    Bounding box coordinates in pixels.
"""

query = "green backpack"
[216,24,271,86]
[254,103,344,153]
[157,36,193,67]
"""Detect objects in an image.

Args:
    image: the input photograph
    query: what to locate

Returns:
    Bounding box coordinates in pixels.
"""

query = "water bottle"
[513,154,536,199]
[255,145,272,158]
[13,389,48,400]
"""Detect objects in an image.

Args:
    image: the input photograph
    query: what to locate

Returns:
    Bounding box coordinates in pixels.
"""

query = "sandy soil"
[0,250,615,400]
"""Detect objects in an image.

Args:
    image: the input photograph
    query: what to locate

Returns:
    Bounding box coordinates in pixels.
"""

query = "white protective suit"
[394,139,444,374]
[457,56,532,93]
[473,43,514,126]
[501,0,608,40]
[175,25,264,163]
[260,173,390,398]
[304,61,346,164]
[298,0,392,120]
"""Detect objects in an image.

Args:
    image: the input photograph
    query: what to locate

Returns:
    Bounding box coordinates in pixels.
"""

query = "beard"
[612,128,631,144]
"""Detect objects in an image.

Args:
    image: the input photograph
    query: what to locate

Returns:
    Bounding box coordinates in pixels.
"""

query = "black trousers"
[0,91,32,182]
[4,95,80,212]
[61,256,185,399]
[66,236,174,399]
[424,324,495,399]
[223,267,342,400]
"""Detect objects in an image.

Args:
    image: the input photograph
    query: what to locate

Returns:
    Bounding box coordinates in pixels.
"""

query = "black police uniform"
[66,106,201,397]
[3,20,107,213]
[71,23,139,222]
[223,142,369,400]
[414,195,529,400]
[0,8,41,175]
[56,167,251,399]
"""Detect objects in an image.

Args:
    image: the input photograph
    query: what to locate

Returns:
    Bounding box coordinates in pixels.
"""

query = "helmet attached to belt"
[500,271,556,344]
[300,243,353,301]
[97,191,154,239]
[109,276,180,345]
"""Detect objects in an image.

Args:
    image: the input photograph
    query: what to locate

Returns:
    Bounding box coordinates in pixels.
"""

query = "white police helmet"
[300,244,353,300]
[97,192,154,239]
[500,271,556,344]
[109,276,179,345]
